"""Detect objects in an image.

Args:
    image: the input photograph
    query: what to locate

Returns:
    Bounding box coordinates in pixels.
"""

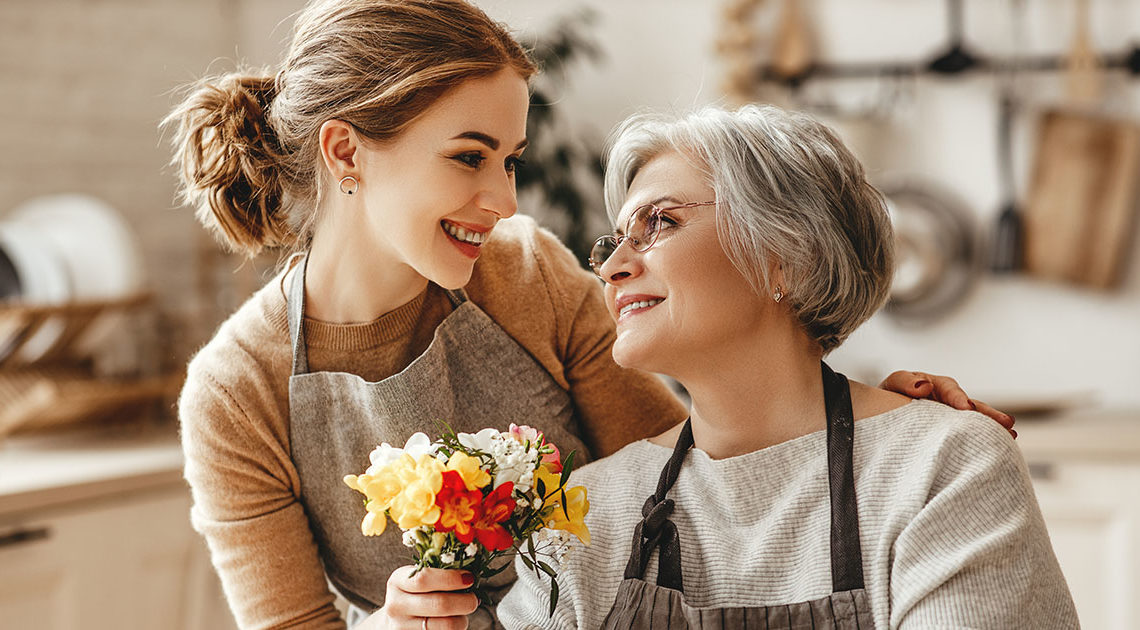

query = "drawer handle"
[0,526,51,549]
[1027,462,1056,481]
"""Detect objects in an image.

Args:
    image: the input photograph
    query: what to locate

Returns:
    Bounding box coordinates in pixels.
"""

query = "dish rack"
[0,294,181,440]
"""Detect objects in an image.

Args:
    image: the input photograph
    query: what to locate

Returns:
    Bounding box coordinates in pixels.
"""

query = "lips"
[441,219,493,259]
[615,294,665,319]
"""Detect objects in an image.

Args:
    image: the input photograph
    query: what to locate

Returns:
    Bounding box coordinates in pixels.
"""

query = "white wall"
[475,0,1140,410]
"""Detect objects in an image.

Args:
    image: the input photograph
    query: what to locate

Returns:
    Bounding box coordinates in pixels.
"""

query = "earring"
[773,286,784,303]
[338,175,359,196]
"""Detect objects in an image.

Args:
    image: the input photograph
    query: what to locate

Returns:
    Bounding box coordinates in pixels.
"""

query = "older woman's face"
[599,151,769,376]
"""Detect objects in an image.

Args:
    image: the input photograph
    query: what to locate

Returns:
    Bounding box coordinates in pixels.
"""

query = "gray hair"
[602,104,894,353]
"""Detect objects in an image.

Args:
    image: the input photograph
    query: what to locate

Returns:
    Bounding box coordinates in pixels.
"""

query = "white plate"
[0,220,72,361]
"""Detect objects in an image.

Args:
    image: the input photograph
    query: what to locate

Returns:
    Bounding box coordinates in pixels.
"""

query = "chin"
[611,335,665,374]
[429,265,476,291]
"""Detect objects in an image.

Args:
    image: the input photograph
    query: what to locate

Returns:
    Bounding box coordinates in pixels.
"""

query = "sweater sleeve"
[497,553,581,629]
[527,224,688,457]
[180,359,345,630]
[889,416,1079,629]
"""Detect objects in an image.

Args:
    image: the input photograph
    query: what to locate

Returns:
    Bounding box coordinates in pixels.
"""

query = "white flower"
[401,530,418,548]
[465,543,480,558]
[402,432,435,459]
[457,428,501,453]
[440,552,456,564]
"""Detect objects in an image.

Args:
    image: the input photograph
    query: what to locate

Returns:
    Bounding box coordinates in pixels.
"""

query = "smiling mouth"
[619,298,663,317]
[441,220,490,246]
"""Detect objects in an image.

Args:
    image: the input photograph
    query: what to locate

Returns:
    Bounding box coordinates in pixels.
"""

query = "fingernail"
[1010,429,1018,439]
[967,399,978,411]
[461,572,474,586]
[913,380,930,389]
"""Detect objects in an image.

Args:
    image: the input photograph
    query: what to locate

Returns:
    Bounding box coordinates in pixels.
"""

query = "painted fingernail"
[967,399,978,411]
[914,380,931,389]
[1010,429,1018,439]
[461,572,475,585]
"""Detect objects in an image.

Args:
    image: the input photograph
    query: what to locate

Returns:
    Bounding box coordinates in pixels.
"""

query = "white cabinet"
[0,484,236,630]
[1028,459,1140,630]
[1018,411,1140,630]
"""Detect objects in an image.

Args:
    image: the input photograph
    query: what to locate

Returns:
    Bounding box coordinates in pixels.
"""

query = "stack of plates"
[0,194,145,363]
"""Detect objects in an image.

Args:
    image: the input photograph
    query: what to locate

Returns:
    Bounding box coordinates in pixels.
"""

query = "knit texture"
[499,400,1080,629]
[178,215,688,629]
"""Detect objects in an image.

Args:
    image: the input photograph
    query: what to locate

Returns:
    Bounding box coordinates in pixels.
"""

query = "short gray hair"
[602,104,894,353]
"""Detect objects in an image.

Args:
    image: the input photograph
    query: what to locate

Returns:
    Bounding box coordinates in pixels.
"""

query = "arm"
[180,369,344,629]
[880,371,1017,437]
[888,418,1078,629]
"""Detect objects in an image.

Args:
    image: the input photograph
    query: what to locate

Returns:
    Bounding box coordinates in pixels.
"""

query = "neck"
[303,208,427,324]
[675,321,826,460]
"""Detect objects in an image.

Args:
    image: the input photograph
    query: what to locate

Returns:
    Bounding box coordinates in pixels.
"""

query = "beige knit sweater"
[178,215,688,629]
[499,401,1080,629]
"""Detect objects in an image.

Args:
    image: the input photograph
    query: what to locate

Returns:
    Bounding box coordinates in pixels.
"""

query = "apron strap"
[621,419,693,592]
[822,361,864,592]
[286,254,310,376]
[444,287,469,308]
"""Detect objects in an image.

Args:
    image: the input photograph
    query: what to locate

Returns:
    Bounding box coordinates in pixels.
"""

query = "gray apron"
[285,256,589,626]
[601,362,876,629]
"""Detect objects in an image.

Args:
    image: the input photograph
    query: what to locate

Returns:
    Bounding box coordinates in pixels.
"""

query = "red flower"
[434,470,482,543]
[472,482,517,551]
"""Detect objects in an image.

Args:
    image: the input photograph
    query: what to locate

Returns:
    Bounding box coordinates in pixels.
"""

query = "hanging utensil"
[928,0,979,75]
[1065,0,1103,108]
[989,0,1026,272]
[770,0,813,83]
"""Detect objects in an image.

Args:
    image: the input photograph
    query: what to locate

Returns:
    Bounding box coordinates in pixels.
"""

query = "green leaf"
[535,478,546,499]
[561,489,570,520]
[519,552,536,571]
[536,560,557,578]
[547,578,560,617]
[560,451,576,487]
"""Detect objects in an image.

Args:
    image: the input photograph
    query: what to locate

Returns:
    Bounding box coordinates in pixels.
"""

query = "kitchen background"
[0,0,1138,628]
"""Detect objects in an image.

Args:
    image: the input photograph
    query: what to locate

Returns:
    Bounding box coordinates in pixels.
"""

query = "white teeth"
[443,221,488,245]
[619,299,663,317]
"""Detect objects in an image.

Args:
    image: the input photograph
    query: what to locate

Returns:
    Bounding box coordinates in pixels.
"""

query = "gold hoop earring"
[339,176,359,196]
[773,286,784,303]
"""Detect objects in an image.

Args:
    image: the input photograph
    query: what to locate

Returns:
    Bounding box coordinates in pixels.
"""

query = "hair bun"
[164,71,293,258]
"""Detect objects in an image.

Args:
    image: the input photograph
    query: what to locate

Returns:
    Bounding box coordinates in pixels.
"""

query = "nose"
[598,237,640,285]
[477,168,518,219]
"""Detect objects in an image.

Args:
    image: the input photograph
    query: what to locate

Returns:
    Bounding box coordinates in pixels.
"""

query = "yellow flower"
[389,454,444,530]
[535,465,591,545]
[446,451,492,491]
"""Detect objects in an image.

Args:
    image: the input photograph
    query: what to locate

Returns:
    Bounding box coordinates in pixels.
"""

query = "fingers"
[383,567,479,625]
[880,370,934,399]
[392,567,475,593]
[967,398,1017,439]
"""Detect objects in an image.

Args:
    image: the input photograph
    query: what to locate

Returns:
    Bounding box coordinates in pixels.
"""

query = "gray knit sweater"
[498,400,1079,629]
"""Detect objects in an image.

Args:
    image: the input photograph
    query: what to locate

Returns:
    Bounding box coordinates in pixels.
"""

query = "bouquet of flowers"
[343,423,589,615]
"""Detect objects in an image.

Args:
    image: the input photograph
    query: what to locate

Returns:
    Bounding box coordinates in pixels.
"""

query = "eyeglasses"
[588,200,717,279]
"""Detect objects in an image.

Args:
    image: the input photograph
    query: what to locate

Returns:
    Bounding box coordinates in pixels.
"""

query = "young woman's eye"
[452,152,486,168]
[505,156,526,174]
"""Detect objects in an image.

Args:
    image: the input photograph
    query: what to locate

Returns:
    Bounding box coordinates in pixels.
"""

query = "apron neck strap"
[822,361,864,592]
[286,255,309,376]
[620,361,864,595]
[444,287,469,308]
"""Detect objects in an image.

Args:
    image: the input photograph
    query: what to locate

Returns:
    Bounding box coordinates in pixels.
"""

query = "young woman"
[498,105,1075,629]
[166,1,1012,628]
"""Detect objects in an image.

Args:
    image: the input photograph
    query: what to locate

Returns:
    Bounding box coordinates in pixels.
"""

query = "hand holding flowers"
[344,424,590,617]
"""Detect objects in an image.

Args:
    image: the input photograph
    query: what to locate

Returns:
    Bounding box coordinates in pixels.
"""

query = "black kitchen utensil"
[990,93,1023,272]
[929,0,979,75]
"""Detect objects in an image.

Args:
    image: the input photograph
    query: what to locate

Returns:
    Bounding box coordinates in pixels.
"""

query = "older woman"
[497,105,1078,629]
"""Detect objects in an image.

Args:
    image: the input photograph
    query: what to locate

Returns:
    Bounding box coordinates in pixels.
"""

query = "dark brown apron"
[601,362,875,629]
[285,256,589,627]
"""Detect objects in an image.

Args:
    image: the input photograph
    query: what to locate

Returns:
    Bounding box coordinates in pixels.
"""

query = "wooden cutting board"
[1022,110,1140,288]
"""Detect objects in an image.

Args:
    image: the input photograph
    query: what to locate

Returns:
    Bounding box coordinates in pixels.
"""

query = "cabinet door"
[0,487,236,630]
[1028,459,1140,630]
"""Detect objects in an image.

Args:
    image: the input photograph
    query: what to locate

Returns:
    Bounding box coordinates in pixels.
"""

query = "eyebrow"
[614,195,687,235]
[451,131,528,152]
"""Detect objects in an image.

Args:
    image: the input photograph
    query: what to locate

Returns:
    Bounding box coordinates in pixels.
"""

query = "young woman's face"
[598,151,769,376]
[353,68,530,289]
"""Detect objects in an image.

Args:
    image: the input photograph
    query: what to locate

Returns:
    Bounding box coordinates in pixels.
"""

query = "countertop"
[1011,406,1140,462]
[0,423,184,517]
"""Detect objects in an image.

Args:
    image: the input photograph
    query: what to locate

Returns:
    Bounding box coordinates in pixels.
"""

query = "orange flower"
[472,481,517,551]
[434,470,483,543]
